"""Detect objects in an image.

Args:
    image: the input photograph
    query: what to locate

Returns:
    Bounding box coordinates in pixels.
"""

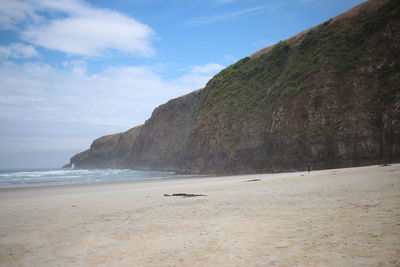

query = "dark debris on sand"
[163,193,206,198]
[244,179,261,182]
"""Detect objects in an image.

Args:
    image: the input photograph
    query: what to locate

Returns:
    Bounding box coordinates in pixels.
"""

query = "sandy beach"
[0,164,399,266]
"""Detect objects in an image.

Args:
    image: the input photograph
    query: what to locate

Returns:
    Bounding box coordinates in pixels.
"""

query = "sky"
[0,0,365,169]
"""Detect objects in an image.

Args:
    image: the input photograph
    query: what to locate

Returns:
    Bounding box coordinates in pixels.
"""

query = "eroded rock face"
[68,0,400,173]
[70,125,143,169]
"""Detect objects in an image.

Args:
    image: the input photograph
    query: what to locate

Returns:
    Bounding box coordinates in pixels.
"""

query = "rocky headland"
[66,0,400,174]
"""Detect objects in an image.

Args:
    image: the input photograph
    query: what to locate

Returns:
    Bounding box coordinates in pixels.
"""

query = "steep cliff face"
[68,125,143,169]
[68,0,400,173]
[69,91,203,170]
[126,90,202,170]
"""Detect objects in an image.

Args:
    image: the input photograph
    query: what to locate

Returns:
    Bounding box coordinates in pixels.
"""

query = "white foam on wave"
[0,168,176,188]
[0,169,129,179]
[0,170,86,178]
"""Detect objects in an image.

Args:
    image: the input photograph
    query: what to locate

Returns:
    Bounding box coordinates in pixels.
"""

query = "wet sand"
[0,164,399,266]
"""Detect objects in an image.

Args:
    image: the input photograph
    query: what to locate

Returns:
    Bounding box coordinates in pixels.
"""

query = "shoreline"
[1,163,392,191]
[0,168,208,191]
[1,164,399,266]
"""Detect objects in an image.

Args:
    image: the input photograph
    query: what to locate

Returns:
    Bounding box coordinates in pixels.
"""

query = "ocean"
[0,168,182,188]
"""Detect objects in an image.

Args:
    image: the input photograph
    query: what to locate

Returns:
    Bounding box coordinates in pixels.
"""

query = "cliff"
[67,0,400,173]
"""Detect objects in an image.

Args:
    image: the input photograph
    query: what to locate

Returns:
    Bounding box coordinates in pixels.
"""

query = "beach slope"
[0,164,399,266]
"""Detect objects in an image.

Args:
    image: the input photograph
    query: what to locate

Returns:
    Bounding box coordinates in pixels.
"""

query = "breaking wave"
[0,168,177,188]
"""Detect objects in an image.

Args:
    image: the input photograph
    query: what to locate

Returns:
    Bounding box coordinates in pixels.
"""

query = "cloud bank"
[0,60,224,127]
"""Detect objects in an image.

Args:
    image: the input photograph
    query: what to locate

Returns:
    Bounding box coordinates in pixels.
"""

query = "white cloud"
[0,0,40,30]
[0,43,40,59]
[0,0,154,57]
[223,54,238,63]
[61,60,87,74]
[191,63,224,75]
[173,63,224,91]
[22,11,154,57]
[0,61,224,127]
[185,5,268,26]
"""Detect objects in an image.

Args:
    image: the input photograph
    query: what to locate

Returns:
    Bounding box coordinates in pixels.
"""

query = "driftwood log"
[163,193,206,198]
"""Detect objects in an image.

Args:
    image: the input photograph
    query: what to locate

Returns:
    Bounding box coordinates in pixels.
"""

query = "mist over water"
[0,168,180,188]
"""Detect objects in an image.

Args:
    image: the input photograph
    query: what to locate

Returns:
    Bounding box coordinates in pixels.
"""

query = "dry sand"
[0,164,399,266]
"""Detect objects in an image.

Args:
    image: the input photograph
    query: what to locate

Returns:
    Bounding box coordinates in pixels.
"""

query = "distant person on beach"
[307,162,311,173]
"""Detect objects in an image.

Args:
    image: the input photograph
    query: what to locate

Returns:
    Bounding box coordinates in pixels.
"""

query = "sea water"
[0,168,180,188]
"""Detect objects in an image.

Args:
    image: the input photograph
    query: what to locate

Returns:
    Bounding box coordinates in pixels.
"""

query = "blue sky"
[0,0,365,168]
